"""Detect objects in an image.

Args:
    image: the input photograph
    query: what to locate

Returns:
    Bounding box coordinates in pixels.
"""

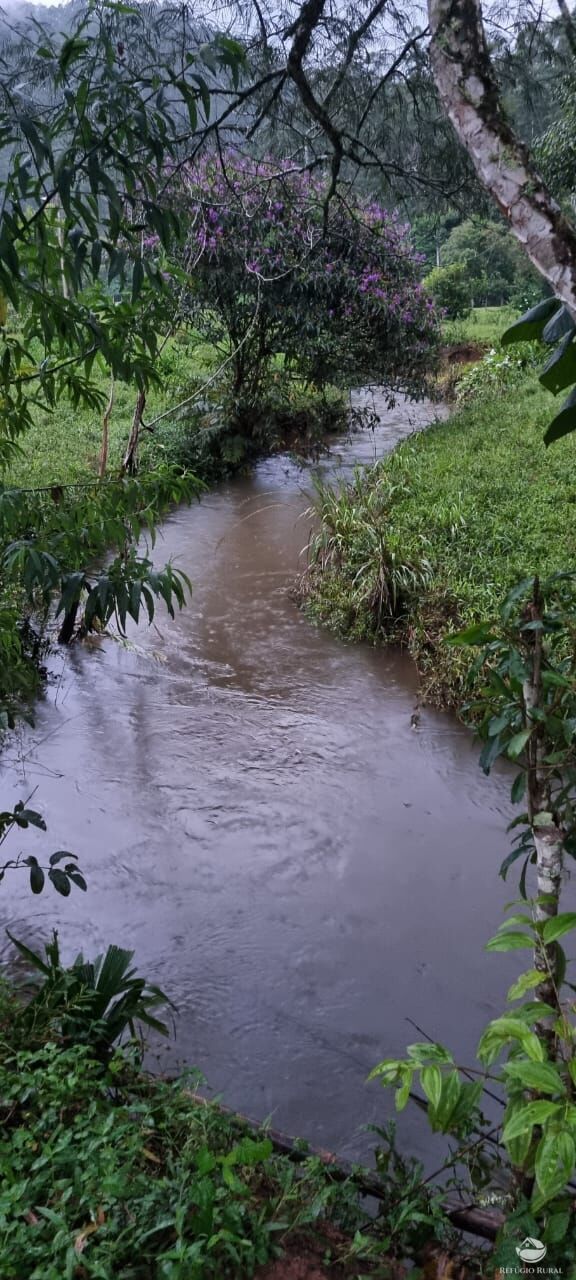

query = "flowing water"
[0,391,520,1162]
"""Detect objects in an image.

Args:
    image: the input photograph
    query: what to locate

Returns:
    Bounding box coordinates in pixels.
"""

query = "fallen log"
[187,1091,505,1243]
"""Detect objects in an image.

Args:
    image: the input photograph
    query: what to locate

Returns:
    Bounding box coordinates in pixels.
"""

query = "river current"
[0,391,519,1162]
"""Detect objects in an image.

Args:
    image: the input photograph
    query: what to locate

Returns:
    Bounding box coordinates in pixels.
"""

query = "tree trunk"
[522,583,564,1021]
[99,376,114,480]
[122,389,146,475]
[427,0,576,314]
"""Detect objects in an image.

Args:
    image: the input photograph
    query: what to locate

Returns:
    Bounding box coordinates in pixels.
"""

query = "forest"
[1,0,576,1276]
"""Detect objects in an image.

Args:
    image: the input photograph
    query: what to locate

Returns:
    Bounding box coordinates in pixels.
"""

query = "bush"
[423,262,470,319]
[454,344,538,403]
[160,154,440,410]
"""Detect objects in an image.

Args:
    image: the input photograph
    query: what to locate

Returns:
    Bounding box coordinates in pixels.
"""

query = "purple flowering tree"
[162,154,439,412]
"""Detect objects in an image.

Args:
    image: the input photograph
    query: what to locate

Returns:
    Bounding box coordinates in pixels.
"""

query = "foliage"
[303,471,432,634]
[411,210,461,274]
[167,153,439,410]
[454,343,538,404]
[440,218,547,309]
[0,801,86,897]
[7,930,172,1060]
[0,3,245,732]
[0,1032,403,1279]
[0,2,244,466]
[0,465,199,721]
[442,304,516,347]
[536,73,576,204]
[502,295,576,444]
[423,262,470,319]
[301,373,576,707]
[369,577,576,1268]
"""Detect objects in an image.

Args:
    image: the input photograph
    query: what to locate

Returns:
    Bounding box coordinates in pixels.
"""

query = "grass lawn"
[303,371,576,705]
[4,333,218,488]
[443,304,518,347]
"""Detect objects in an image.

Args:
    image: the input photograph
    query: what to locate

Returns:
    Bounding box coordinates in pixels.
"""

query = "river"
[0,391,518,1163]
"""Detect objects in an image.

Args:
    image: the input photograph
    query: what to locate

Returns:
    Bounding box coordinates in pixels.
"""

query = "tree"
[441,218,546,308]
[423,262,470,318]
[426,0,576,314]
[171,152,439,411]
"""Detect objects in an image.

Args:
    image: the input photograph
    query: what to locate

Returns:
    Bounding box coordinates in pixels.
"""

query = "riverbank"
[301,370,576,708]
[0,973,466,1278]
[0,336,347,720]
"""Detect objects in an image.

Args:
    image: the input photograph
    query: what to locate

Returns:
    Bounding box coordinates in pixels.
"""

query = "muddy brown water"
[1,391,522,1162]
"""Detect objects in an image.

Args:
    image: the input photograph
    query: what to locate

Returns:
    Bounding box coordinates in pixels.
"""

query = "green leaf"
[406,1042,453,1065]
[542,913,576,943]
[477,1016,545,1064]
[544,386,576,446]
[503,1100,562,1142]
[507,729,531,760]
[501,297,560,346]
[511,772,527,804]
[367,1059,403,1084]
[486,931,533,952]
[445,621,495,647]
[535,1129,575,1199]
[29,862,45,894]
[546,1210,571,1243]
[48,868,72,896]
[420,1065,442,1110]
[507,969,543,1002]
[542,304,576,345]
[395,1066,413,1111]
[434,1070,461,1130]
[540,333,576,394]
[479,733,504,775]
[502,1059,565,1096]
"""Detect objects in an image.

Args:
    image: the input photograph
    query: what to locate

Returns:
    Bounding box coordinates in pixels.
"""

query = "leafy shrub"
[423,262,470,319]
[160,153,440,410]
[7,931,172,1060]
[302,471,432,638]
[0,1034,406,1278]
[455,344,538,403]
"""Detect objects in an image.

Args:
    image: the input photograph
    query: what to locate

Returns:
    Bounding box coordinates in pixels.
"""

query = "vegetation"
[301,370,576,706]
[3,0,576,1269]
[0,947,459,1279]
[174,153,439,410]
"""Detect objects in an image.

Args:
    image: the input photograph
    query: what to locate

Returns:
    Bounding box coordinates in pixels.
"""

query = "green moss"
[303,374,576,706]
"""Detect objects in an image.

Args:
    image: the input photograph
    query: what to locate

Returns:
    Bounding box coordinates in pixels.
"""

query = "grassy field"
[5,334,217,487]
[302,370,576,705]
[443,304,517,347]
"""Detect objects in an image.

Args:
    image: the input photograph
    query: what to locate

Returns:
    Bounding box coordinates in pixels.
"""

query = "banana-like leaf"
[540,333,576,394]
[501,297,561,346]
[544,386,576,446]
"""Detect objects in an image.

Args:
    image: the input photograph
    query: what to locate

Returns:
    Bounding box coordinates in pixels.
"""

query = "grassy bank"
[0,963,459,1279]
[443,304,516,348]
[301,372,576,707]
[0,335,347,720]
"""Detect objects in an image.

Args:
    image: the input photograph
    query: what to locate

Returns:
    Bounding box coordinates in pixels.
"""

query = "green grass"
[5,333,217,487]
[302,372,576,705]
[443,304,517,347]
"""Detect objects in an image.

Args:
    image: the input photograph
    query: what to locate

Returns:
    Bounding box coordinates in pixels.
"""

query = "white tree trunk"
[427,0,576,314]
[522,603,563,1016]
